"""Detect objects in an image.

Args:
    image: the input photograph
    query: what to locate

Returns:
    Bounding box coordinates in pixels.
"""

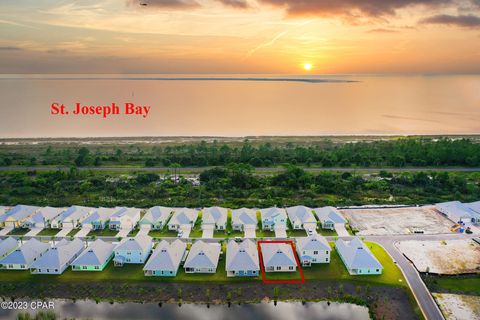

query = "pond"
[0,299,370,320]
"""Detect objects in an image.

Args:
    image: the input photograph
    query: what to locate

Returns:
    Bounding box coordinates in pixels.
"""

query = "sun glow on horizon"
[303,63,313,71]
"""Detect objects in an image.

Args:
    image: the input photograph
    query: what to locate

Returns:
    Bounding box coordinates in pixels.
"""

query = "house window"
[326,251,329,254]
[289,266,294,270]
[55,269,58,272]
[326,258,329,262]
[276,266,281,270]
[95,266,99,270]
[376,269,379,272]
[20,265,25,269]
[313,251,318,255]
[83,266,87,269]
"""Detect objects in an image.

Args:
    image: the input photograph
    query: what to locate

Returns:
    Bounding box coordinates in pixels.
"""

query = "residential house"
[436,201,480,225]
[286,206,317,230]
[226,239,259,277]
[22,207,64,229]
[260,207,287,231]
[167,208,198,231]
[184,240,221,273]
[260,242,297,272]
[143,239,186,277]
[109,207,142,231]
[314,207,347,230]
[201,207,228,231]
[30,239,85,274]
[80,207,117,230]
[113,235,153,266]
[295,235,330,266]
[71,239,115,271]
[0,238,50,270]
[50,205,94,229]
[335,238,382,275]
[465,201,480,223]
[0,237,18,260]
[0,205,39,228]
[139,206,173,230]
[231,208,257,231]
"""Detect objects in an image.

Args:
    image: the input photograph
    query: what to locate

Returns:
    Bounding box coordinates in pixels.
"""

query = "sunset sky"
[1,0,480,74]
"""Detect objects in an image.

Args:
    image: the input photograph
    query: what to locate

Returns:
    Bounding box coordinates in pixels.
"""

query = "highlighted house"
[71,239,115,271]
[143,239,186,277]
[335,238,382,275]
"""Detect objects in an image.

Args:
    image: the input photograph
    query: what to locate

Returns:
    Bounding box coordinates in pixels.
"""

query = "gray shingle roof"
[115,235,152,252]
[202,207,228,225]
[260,207,287,221]
[436,201,479,222]
[1,205,39,222]
[260,243,296,268]
[466,201,480,214]
[0,237,18,258]
[226,239,259,272]
[0,238,50,265]
[296,234,330,252]
[143,239,186,272]
[286,206,316,224]
[314,207,347,224]
[141,206,172,224]
[71,239,115,267]
[81,207,117,226]
[25,207,64,225]
[53,205,93,223]
[31,239,84,270]
[232,208,257,226]
[335,238,382,270]
[168,208,198,226]
[184,240,221,269]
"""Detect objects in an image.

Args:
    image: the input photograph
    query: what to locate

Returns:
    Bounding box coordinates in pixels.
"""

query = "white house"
[260,242,297,272]
[30,239,85,274]
[22,207,64,229]
[71,239,115,271]
[184,240,221,273]
[139,206,173,230]
[50,205,94,229]
[286,206,317,230]
[0,205,40,228]
[109,207,142,231]
[0,238,50,270]
[436,201,480,225]
[226,239,259,277]
[201,207,228,231]
[335,238,382,275]
[167,208,199,231]
[314,207,347,230]
[0,237,18,260]
[231,208,257,231]
[143,239,186,277]
[113,235,153,266]
[295,235,330,266]
[260,207,287,231]
[80,207,117,230]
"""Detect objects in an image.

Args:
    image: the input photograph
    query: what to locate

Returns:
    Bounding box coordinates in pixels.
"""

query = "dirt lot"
[396,239,480,274]
[341,206,453,235]
[434,293,480,320]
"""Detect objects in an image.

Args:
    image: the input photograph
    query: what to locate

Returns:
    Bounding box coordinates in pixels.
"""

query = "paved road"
[1,166,480,173]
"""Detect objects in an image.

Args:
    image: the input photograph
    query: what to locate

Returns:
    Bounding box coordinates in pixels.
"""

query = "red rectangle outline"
[257,240,305,284]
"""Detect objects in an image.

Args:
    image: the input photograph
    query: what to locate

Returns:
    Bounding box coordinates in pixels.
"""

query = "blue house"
[113,235,152,266]
[143,239,186,277]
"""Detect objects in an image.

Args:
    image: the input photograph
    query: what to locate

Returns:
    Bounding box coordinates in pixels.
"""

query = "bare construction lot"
[341,206,453,235]
[434,293,480,320]
[397,239,480,274]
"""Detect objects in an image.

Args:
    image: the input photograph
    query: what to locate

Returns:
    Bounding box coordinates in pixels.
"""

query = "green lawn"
[87,228,118,237]
[7,228,31,236]
[66,229,79,237]
[0,240,406,288]
[148,229,178,238]
[37,228,60,236]
[429,276,480,295]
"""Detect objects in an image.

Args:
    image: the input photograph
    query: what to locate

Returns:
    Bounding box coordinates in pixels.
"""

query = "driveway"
[137,224,151,236]
[75,225,92,238]
[179,225,192,239]
[55,227,73,237]
[115,228,132,238]
[274,225,287,238]
[25,228,43,236]
[244,225,256,238]
[202,225,214,239]
[0,226,14,236]
[334,224,350,237]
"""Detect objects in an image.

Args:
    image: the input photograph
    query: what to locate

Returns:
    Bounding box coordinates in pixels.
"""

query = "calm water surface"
[0,300,370,320]
[0,74,479,137]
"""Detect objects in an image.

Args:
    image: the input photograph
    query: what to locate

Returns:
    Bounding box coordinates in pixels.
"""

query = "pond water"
[0,299,370,320]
